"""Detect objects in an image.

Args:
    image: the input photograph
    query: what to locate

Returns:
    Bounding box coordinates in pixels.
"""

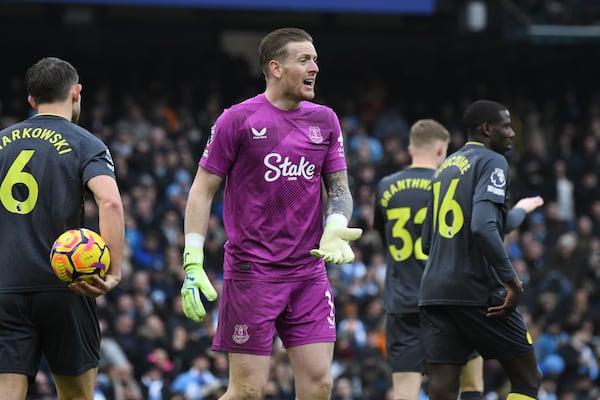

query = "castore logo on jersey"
[251,127,267,139]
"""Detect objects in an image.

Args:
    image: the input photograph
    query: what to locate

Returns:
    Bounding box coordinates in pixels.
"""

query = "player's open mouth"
[303,79,314,87]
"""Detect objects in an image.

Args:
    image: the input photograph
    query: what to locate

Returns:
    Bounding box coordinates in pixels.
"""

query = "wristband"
[185,233,205,248]
[325,213,348,226]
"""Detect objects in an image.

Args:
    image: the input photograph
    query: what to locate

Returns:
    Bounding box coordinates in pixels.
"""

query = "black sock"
[460,391,483,400]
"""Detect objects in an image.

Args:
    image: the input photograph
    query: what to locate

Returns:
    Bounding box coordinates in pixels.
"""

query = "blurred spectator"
[170,354,221,400]
[349,124,383,163]
[377,135,408,179]
[140,366,167,400]
[337,303,367,351]
[557,320,599,393]
[538,232,586,293]
[159,209,183,247]
[332,376,360,400]
[534,318,570,370]
[28,370,56,400]
[551,160,576,227]
[372,103,409,142]
[166,169,192,211]
[144,347,174,379]
[132,230,165,271]
[116,102,152,143]
[269,360,295,400]
[516,124,550,198]
[99,362,144,400]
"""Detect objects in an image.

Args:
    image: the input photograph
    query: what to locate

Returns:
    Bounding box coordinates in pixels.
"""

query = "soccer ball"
[50,228,110,284]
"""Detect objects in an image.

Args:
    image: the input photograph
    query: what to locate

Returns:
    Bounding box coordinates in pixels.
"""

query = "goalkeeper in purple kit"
[181,27,362,400]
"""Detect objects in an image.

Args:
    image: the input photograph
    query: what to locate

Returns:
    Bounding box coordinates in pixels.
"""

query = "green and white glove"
[310,215,363,264]
[181,246,218,323]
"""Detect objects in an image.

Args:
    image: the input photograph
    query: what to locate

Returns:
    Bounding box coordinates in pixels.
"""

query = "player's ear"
[436,142,444,157]
[407,143,414,157]
[72,83,82,103]
[27,95,37,110]
[481,122,493,137]
[269,59,282,79]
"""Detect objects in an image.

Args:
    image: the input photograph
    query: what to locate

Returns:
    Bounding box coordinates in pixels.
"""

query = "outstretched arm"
[506,195,544,232]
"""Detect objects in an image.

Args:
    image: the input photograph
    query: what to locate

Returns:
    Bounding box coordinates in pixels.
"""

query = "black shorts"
[0,291,100,377]
[386,312,426,373]
[420,305,533,365]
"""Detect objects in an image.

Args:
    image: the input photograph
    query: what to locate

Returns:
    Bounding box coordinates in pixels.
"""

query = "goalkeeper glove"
[181,246,218,323]
[310,216,363,264]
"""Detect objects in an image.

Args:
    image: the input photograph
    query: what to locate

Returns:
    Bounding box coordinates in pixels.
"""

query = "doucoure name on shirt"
[379,178,432,207]
[0,128,72,154]
[435,155,471,177]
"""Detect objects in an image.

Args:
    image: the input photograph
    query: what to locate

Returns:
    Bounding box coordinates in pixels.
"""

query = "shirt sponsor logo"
[308,125,323,144]
[263,152,316,182]
[251,127,267,139]
[232,324,250,344]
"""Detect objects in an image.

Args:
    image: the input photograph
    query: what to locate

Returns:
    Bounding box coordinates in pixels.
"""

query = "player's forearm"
[506,207,526,232]
[185,168,222,236]
[90,175,125,279]
[184,182,217,237]
[323,170,353,220]
[184,192,212,236]
[471,201,515,283]
[97,194,125,279]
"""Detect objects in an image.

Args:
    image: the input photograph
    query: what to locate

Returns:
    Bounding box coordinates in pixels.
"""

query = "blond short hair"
[409,119,450,149]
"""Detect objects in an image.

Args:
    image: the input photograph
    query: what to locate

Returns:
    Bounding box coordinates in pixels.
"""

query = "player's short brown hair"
[25,57,79,105]
[259,27,313,78]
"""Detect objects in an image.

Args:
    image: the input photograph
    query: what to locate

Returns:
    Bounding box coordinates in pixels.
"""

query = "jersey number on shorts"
[432,178,464,238]
[386,206,428,262]
[0,150,39,214]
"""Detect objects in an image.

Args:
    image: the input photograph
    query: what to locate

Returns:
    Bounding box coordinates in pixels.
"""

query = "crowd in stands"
[3,52,600,400]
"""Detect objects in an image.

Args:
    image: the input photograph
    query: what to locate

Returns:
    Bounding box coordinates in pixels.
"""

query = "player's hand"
[514,196,544,214]
[181,247,217,323]
[68,273,120,297]
[486,277,523,319]
[310,220,363,264]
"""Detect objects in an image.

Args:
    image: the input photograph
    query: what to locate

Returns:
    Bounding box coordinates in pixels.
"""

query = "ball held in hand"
[50,228,110,284]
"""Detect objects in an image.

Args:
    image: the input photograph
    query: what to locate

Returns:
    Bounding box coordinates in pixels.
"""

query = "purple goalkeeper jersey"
[200,94,347,281]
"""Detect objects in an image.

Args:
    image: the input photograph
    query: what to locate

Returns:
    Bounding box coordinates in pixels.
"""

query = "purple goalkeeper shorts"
[212,274,337,355]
